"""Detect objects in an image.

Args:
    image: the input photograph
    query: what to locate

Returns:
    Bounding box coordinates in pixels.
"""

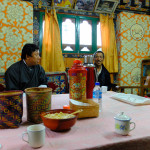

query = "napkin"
[69,99,90,106]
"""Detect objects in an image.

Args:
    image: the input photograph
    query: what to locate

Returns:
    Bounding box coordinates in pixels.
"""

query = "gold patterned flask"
[68,59,87,101]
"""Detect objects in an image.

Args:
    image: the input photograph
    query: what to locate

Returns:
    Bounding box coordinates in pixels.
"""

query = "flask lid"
[73,59,82,64]
[95,82,100,86]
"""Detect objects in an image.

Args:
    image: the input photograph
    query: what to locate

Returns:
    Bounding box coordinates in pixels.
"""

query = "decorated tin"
[68,59,87,101]
[25,87,52,124]
[0,90,23,128]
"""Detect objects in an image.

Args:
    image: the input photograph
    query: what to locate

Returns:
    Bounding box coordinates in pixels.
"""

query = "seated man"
[144,76,150,87]
[93,50,113,91]
[5,43,47,91]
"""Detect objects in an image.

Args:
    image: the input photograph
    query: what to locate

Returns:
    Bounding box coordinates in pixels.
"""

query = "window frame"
[39,12,101,54]
[39,12,45,53]
[57,13,99,54]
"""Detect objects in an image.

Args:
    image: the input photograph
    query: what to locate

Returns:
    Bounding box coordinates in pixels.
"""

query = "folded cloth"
[111,93,150,106]
[38,85,47,88]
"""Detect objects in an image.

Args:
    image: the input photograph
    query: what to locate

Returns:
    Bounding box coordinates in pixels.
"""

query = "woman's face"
[94,52,104,67]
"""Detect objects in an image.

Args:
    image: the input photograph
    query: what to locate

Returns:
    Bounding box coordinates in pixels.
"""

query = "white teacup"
[114,112,136,135]
[101,86,108,93]
[22,124,45,148]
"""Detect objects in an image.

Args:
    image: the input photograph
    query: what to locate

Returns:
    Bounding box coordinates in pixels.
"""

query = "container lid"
[84,55,93,64]
[114,112,131,121]
[73,59,82,64]
[63,105,70,109]
[95,82,100,86]
[68,59,87,74]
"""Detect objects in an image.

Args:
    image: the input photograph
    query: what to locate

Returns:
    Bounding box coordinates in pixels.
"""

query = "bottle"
[83,55,95,99]
[93,82,102,112]
[68,59,87,101]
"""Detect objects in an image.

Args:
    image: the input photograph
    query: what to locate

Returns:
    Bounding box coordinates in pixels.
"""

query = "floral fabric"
[0,0,33,72]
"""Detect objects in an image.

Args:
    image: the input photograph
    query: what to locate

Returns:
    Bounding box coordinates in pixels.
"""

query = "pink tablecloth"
[1,91,150,150]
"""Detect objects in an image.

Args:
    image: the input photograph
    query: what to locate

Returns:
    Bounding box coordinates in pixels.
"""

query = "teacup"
[22,124,45,148]
[114,112,136,135]
[101,86,108,93]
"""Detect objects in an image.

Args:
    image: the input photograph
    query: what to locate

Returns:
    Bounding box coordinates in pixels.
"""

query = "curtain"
[41,9,65,72]
[100,14,118,73]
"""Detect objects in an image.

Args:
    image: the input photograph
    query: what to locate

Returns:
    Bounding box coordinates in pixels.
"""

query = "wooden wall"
[64,57,84,69]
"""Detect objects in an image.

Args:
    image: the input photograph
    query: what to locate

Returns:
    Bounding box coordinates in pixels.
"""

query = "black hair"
[21,43,39,59]
[93,50,104,59]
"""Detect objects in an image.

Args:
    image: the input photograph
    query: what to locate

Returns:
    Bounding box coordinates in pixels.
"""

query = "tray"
[69,99,99,118]
[111,93,150,106]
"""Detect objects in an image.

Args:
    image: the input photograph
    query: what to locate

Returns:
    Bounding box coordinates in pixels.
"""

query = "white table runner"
[111,93,150,105]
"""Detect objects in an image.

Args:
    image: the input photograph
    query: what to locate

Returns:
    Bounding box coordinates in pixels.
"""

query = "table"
[1,91,150,150]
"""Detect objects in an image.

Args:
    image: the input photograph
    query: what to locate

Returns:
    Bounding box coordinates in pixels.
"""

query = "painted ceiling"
[25,0,150,14]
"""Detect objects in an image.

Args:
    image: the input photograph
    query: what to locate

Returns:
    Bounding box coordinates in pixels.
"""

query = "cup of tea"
[22,124,45,148]
[114,112,136,135]
[101,86,108,93]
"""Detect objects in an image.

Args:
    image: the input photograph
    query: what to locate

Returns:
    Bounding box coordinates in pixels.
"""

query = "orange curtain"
[100,14,118,73]
[41,9,65,72]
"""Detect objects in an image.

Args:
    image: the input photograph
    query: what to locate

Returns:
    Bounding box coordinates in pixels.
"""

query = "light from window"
[97,22,102,48]
[81,47,90,51]
[64,46,73,51]
[80,20,92,45]
[43,20,45,36]
[62,18,75,45]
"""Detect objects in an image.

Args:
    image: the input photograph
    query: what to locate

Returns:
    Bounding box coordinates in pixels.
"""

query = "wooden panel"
[110,73,114,84]
[64,58,84,69]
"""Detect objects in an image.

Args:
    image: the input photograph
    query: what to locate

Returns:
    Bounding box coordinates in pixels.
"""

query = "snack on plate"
[44,112,75,119]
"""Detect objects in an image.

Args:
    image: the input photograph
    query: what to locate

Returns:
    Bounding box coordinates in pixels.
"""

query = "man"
[93,50,112,91]
[5,43,47,91]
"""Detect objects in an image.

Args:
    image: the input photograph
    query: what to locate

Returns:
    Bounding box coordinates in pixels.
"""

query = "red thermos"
[68,59,87,101]
[83,55,95,99]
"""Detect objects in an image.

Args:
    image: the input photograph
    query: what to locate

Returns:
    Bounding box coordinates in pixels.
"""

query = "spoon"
[70,109,83,115]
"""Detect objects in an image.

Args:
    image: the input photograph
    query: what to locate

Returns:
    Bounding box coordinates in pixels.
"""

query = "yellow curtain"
[100,14,118,73]
[41,9,65,72]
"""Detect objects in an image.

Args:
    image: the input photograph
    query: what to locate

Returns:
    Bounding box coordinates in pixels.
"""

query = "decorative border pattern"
[116,12,150,88]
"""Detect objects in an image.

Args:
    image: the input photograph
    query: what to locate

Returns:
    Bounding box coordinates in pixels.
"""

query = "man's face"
[94,52,104,67]
[27,50,41,66]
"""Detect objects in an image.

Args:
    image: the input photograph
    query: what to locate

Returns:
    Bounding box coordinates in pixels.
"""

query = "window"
[39,12,102,54]
[62,18,75,51]
[57,14,102,54]
[79,19,92,52]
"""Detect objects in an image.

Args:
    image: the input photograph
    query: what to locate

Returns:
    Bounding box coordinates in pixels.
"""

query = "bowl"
[40,109,78,131]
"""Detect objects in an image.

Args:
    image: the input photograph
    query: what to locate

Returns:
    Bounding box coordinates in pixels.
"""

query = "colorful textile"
[100,14,118,73]
[116,12,150,89]
[0,0,33,72]
[47,72,68,94]
[41,9,65,72]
